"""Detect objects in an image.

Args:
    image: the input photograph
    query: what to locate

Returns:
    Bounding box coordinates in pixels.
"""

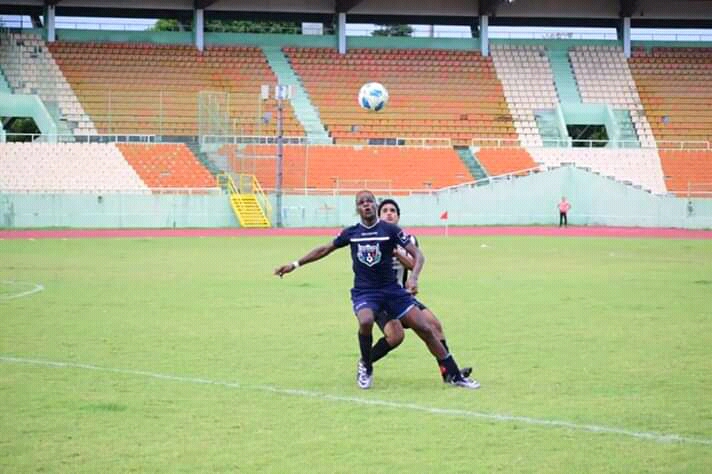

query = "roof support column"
[194,8,204,51]
[44,4,55,43]
[337,12,346,54]
[620,17,631,58]
[480,15,489,57]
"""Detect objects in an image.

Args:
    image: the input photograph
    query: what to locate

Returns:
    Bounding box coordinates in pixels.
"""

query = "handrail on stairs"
[217,172,272,222]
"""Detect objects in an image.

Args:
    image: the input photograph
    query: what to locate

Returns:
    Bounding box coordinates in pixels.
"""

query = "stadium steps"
[613,109,640,148]
[0,66,11,93]
[535,110,567,147]
[548,49,581,104]
[186,142,222,176]
[230,193,271,228]
[0,32,97,136]
[197,151,222,176]
[261,46,331,144]
[218,173,271,228]
[204,151,229,174]
[51,106,75,141]
[456,146,488,183]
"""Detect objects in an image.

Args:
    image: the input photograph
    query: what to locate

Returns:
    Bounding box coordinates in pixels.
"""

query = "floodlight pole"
[271,84,291,228]
[275,93,284,227]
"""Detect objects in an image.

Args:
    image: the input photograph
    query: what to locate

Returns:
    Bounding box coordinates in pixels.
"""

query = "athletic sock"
[438,354,462,381]
[437,340,450,380]
[370,337,393,364]
[358,333,373,373]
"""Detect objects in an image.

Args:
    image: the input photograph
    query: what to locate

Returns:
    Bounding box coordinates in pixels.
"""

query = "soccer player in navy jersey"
[274,190,478,389]
[372,198,478,388]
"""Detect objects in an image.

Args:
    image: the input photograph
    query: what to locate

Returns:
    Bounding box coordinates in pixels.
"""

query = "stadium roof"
[0,0,711,28]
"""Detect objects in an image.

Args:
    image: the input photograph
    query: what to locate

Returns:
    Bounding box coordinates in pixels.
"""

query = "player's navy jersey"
[333,219,412,290]
[392,235,418,287]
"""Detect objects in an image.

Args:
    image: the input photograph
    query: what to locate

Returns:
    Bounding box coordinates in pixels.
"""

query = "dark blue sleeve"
[333,227,350,248]
[392,224,412,247]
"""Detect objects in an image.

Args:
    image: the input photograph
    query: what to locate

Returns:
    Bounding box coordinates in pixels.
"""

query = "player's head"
[355,190,377,222]
[378,198,400,224]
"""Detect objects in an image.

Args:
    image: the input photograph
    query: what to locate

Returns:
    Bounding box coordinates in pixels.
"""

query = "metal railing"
[1,187,222,195]
[3,132,711,151]
[2,132,157,143]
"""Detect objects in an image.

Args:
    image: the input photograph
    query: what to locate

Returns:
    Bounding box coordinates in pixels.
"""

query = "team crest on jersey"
[357,243,382,267]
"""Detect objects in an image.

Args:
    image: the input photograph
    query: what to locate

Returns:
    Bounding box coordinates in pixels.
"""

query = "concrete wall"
[0,193,236,229]
[277,167,712,229]
[2,167,711,229]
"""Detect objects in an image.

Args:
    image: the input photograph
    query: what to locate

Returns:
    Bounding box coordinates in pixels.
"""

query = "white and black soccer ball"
[358,82,389,112]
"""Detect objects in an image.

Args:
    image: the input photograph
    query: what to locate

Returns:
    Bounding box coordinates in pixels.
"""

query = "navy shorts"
[375,298,427,332]
[351,283,416,320]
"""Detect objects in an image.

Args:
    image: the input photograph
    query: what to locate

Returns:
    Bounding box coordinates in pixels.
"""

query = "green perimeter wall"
[2,168,710,229]
[0,193,236,229]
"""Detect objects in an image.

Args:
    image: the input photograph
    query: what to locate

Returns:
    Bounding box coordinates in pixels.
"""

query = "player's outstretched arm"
[274,242,338,278]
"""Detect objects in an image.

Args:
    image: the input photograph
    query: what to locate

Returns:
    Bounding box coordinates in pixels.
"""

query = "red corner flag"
[440,211,449,220]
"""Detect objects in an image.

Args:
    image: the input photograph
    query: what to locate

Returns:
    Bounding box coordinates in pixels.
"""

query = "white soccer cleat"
[447,376,481,390]
[357,359,373,389]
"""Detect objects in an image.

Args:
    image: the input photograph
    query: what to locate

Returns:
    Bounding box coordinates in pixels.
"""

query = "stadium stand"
[219,143,474,192]
[0,31,97,135]
[48,41,304,137]
[527,147,667,194]
[659,150,712,196]
[115,143,217,189]
[0,142,148,192]
[490,44,558,147]
[629,47,712,145]
[4,28,711,200]
[284,47,517,146]
[473,147,540,177]
[570,45,656,148]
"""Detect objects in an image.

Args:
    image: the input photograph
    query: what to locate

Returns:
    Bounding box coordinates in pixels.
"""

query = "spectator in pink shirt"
[558,196,571,227]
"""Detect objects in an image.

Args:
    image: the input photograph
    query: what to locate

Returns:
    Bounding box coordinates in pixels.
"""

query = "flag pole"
[440,210,449,237]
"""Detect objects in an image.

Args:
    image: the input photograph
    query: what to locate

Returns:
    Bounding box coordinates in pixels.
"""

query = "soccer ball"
[358,82,389,112]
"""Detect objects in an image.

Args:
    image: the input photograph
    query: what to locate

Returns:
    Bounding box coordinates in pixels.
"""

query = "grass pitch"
[1,235,711,472]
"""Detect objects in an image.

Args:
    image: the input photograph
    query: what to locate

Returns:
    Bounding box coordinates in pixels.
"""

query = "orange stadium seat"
[658,150,712,196]
[283,47,516,146]
[219,144,474,193]
[48,42,304,137]
[116,143,217,190]
[474,148,538,176]
[629,47,712,144]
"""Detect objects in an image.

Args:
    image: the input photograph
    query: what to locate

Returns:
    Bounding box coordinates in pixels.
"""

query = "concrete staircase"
[457,147,488,183]
[0,31,96,138]
[186,142,222,176]
[535,110,567,147]
[0,66,11,93]
[613,109,640,148]
[261,46,331,144]
[548,48,581,104]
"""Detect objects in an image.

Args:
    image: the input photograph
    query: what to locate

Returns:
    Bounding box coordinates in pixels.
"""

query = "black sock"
[437,340,450,380]
[358,333,373,373]
[438,354,462,381]
[371,337,393,364]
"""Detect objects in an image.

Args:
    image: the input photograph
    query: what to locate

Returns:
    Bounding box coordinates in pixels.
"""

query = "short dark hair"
[378,198,400,217]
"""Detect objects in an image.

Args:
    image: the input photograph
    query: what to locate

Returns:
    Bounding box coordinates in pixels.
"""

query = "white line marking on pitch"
[1,355,710,447]
[0,281,44,300]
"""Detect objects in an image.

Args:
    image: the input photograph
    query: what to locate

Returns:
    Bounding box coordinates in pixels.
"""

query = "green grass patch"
[1,236,711,472]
